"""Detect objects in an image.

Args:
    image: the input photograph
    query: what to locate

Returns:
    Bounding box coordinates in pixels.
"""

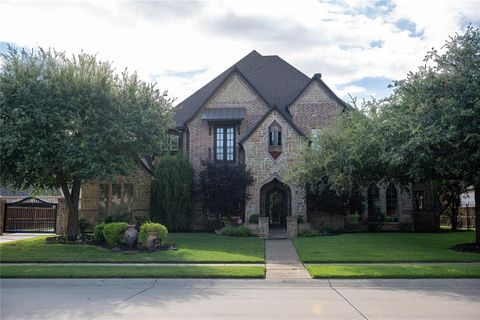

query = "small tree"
[150,153,194,231]
[0,46,173,238]
[199,163,253,222]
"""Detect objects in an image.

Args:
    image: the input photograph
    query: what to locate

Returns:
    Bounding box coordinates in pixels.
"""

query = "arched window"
[367,184,380,221]
[386,184,398,218]
[268,121,282,159]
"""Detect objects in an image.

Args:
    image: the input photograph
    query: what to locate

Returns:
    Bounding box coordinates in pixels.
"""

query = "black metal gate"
[3,197,57,233]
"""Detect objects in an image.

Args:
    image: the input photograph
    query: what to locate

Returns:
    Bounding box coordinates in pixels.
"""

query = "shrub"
[139,222,168,245]
[298,229,316,237]
[93,223,106,244]
[249,214,259,224]
[297,215,305,224]
[151,153,194,231]
[103,222,129,246]
[347,212,360,224]
[219,226,251,237]
[104,212,131,224]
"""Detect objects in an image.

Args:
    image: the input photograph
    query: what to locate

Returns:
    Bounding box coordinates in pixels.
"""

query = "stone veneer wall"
[80,166,152,227]
[186,72,269,173]
[288,81,343,136]
[242,110,307,222]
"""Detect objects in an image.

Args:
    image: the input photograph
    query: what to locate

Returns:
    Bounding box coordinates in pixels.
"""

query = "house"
[80,50,436,235]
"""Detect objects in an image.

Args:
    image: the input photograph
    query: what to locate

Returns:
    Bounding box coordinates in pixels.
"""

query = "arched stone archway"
[259,178,291,228]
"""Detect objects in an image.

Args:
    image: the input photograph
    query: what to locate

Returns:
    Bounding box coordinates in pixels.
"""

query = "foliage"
[219,226,251,237]
[104,213,131,224]
[347,212,360,224]
[151,153,194,231]
[249,214,259,224]
[0,46,173,238]
[93,223,105,244]
[297,215,305,224]
[103,222,129,246]
[298,229,316,237]
[199,163,254,220]
[139,222,168,245]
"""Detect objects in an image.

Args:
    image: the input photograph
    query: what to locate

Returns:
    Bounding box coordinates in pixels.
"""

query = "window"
[386,184,398,217]
[161,134,179,151]
[98,183,133,218]
[367,184,380,220]
[414,191,424,210]
[215,125,235,162]
[268,122,283,159]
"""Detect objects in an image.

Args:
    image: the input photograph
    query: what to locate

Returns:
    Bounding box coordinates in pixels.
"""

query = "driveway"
[1,279,479,319]
[0,233,46,244]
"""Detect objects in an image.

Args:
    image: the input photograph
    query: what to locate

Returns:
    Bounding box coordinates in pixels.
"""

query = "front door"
[266,188,287,228]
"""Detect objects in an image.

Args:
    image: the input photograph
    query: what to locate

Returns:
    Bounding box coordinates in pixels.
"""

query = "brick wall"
[288,80,343,136]
[186,72,269,173]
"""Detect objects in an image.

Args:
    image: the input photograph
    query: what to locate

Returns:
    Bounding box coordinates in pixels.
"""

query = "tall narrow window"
[215,125,235,162]
[268,121,282,159]
[386,184,398,218]
[99,184,109,219]
[367,184,380,221]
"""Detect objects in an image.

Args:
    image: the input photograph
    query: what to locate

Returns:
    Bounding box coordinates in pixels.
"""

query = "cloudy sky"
[1,0,479,103]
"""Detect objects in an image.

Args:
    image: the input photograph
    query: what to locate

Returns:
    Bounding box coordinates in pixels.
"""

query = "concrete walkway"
[265,239,310,279]
[0,233,47,244]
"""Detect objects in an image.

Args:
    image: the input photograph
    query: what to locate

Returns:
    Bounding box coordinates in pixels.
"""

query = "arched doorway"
[260,178,291,228]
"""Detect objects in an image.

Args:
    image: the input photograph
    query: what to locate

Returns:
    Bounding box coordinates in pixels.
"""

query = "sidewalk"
[265,239,310,279]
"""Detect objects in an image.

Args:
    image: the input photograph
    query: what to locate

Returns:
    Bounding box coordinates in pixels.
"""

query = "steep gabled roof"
[174,50,312,126]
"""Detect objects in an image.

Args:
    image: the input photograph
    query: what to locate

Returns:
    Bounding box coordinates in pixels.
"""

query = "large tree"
[292,26,480,246]
[0,47,173,238]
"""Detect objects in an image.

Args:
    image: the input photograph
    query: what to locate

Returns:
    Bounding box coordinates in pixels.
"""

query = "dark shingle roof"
[174,50,312,126]
[201,107,246,122]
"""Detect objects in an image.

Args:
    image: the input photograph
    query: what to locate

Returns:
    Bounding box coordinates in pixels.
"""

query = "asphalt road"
[1,279,479,319]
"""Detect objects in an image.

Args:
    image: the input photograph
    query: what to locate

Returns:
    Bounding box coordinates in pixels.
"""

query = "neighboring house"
[80,50,436,233]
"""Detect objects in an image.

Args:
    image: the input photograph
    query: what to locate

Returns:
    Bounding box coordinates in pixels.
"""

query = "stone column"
[258,216,269,239]
[287,216,297,238]
[0,199,5,235]
[56,197,69,236]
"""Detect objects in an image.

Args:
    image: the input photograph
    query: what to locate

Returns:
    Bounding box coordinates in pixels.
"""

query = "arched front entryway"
[259,178,291,228]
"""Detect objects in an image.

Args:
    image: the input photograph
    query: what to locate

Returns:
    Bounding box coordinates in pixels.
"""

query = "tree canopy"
[0,46,173,237]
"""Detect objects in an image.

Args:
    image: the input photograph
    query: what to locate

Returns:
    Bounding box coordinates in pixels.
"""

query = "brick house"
[80,50,436,234]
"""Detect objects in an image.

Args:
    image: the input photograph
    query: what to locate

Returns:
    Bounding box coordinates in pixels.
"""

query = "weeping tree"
[151,153,194,231]
[0,46,173,238]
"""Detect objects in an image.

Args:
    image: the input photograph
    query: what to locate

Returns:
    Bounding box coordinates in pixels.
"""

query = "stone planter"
[123,225,139,248]
[146,231,158,251]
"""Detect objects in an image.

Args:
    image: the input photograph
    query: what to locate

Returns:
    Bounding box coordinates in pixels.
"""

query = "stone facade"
[80,166,152,227]
[242,109,307,223]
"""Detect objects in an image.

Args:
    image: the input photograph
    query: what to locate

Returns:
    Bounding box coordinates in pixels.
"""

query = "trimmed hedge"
[249,214,259,224]
[219,226,251,237]
[139,222,168,246]
[103,222,129,246]
[93,223,105,243]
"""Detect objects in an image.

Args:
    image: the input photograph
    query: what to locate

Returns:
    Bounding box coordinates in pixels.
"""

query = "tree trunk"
[57,173,81,240]
[451,205,458,231]
[475,185,480,249]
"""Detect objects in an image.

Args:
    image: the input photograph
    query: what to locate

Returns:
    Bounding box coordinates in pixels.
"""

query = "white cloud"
[0,0,478,102]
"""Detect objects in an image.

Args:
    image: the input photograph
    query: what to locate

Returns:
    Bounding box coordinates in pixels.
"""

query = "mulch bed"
[451,243,480,253]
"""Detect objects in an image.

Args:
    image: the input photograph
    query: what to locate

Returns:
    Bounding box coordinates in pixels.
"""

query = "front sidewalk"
[265,239,310,279]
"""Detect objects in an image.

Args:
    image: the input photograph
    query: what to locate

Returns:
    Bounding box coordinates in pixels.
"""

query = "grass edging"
[307,264,480,279]
[0,265,265,279]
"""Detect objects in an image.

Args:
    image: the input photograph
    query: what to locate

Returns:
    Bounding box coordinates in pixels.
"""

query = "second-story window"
[268,121,283,159]
[215,125,235,162]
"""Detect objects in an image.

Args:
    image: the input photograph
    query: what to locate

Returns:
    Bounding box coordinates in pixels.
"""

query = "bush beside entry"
[93,223,105,244]
[219,226,251,237]
[139,223,168,246]
[103,222,129,246]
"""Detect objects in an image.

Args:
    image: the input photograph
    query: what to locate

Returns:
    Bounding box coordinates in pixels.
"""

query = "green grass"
[307,264,480,279]
[0,233,264,263]
[293,231,480,263]
[0,265,265,278]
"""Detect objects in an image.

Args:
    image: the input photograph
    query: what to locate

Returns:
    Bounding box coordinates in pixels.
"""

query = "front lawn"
[307,264,480,279]
[0,265,265,278]
[293,231,480,263]
[0,233,264,263]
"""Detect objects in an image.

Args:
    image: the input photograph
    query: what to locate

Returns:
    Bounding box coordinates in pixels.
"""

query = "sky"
[1,0,479,104]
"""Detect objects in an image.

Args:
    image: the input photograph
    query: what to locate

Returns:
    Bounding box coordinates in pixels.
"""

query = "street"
[1,278,479,319]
